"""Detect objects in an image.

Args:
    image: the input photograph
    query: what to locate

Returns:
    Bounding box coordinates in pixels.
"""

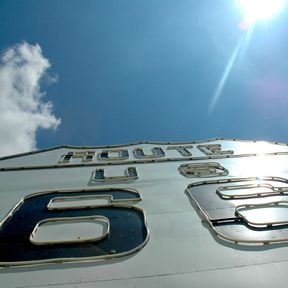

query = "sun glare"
[208,0,285,113]
[239,0,284,23]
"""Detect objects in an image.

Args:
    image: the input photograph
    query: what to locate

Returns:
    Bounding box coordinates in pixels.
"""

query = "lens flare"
[209,0,285,113]
[208,25,254,113]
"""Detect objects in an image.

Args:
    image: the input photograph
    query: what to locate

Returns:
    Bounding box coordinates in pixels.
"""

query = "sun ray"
[208,0,285,114]
[208,33,246,114]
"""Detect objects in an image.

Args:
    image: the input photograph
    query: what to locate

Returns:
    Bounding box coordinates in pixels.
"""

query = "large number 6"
[0,189,149,267]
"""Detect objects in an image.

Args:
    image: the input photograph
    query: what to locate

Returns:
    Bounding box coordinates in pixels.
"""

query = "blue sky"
[0,0,288,155]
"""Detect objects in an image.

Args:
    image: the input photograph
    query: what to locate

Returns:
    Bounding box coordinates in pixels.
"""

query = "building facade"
[1,139,288,287]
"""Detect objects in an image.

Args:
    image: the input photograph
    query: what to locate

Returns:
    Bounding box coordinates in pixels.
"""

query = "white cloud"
[0,42,61,157]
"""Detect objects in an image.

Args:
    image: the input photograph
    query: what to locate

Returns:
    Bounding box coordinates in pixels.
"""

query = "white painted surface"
[1,140,288,287]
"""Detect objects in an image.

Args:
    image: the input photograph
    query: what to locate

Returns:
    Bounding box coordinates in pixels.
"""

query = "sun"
[239,0,285,23]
